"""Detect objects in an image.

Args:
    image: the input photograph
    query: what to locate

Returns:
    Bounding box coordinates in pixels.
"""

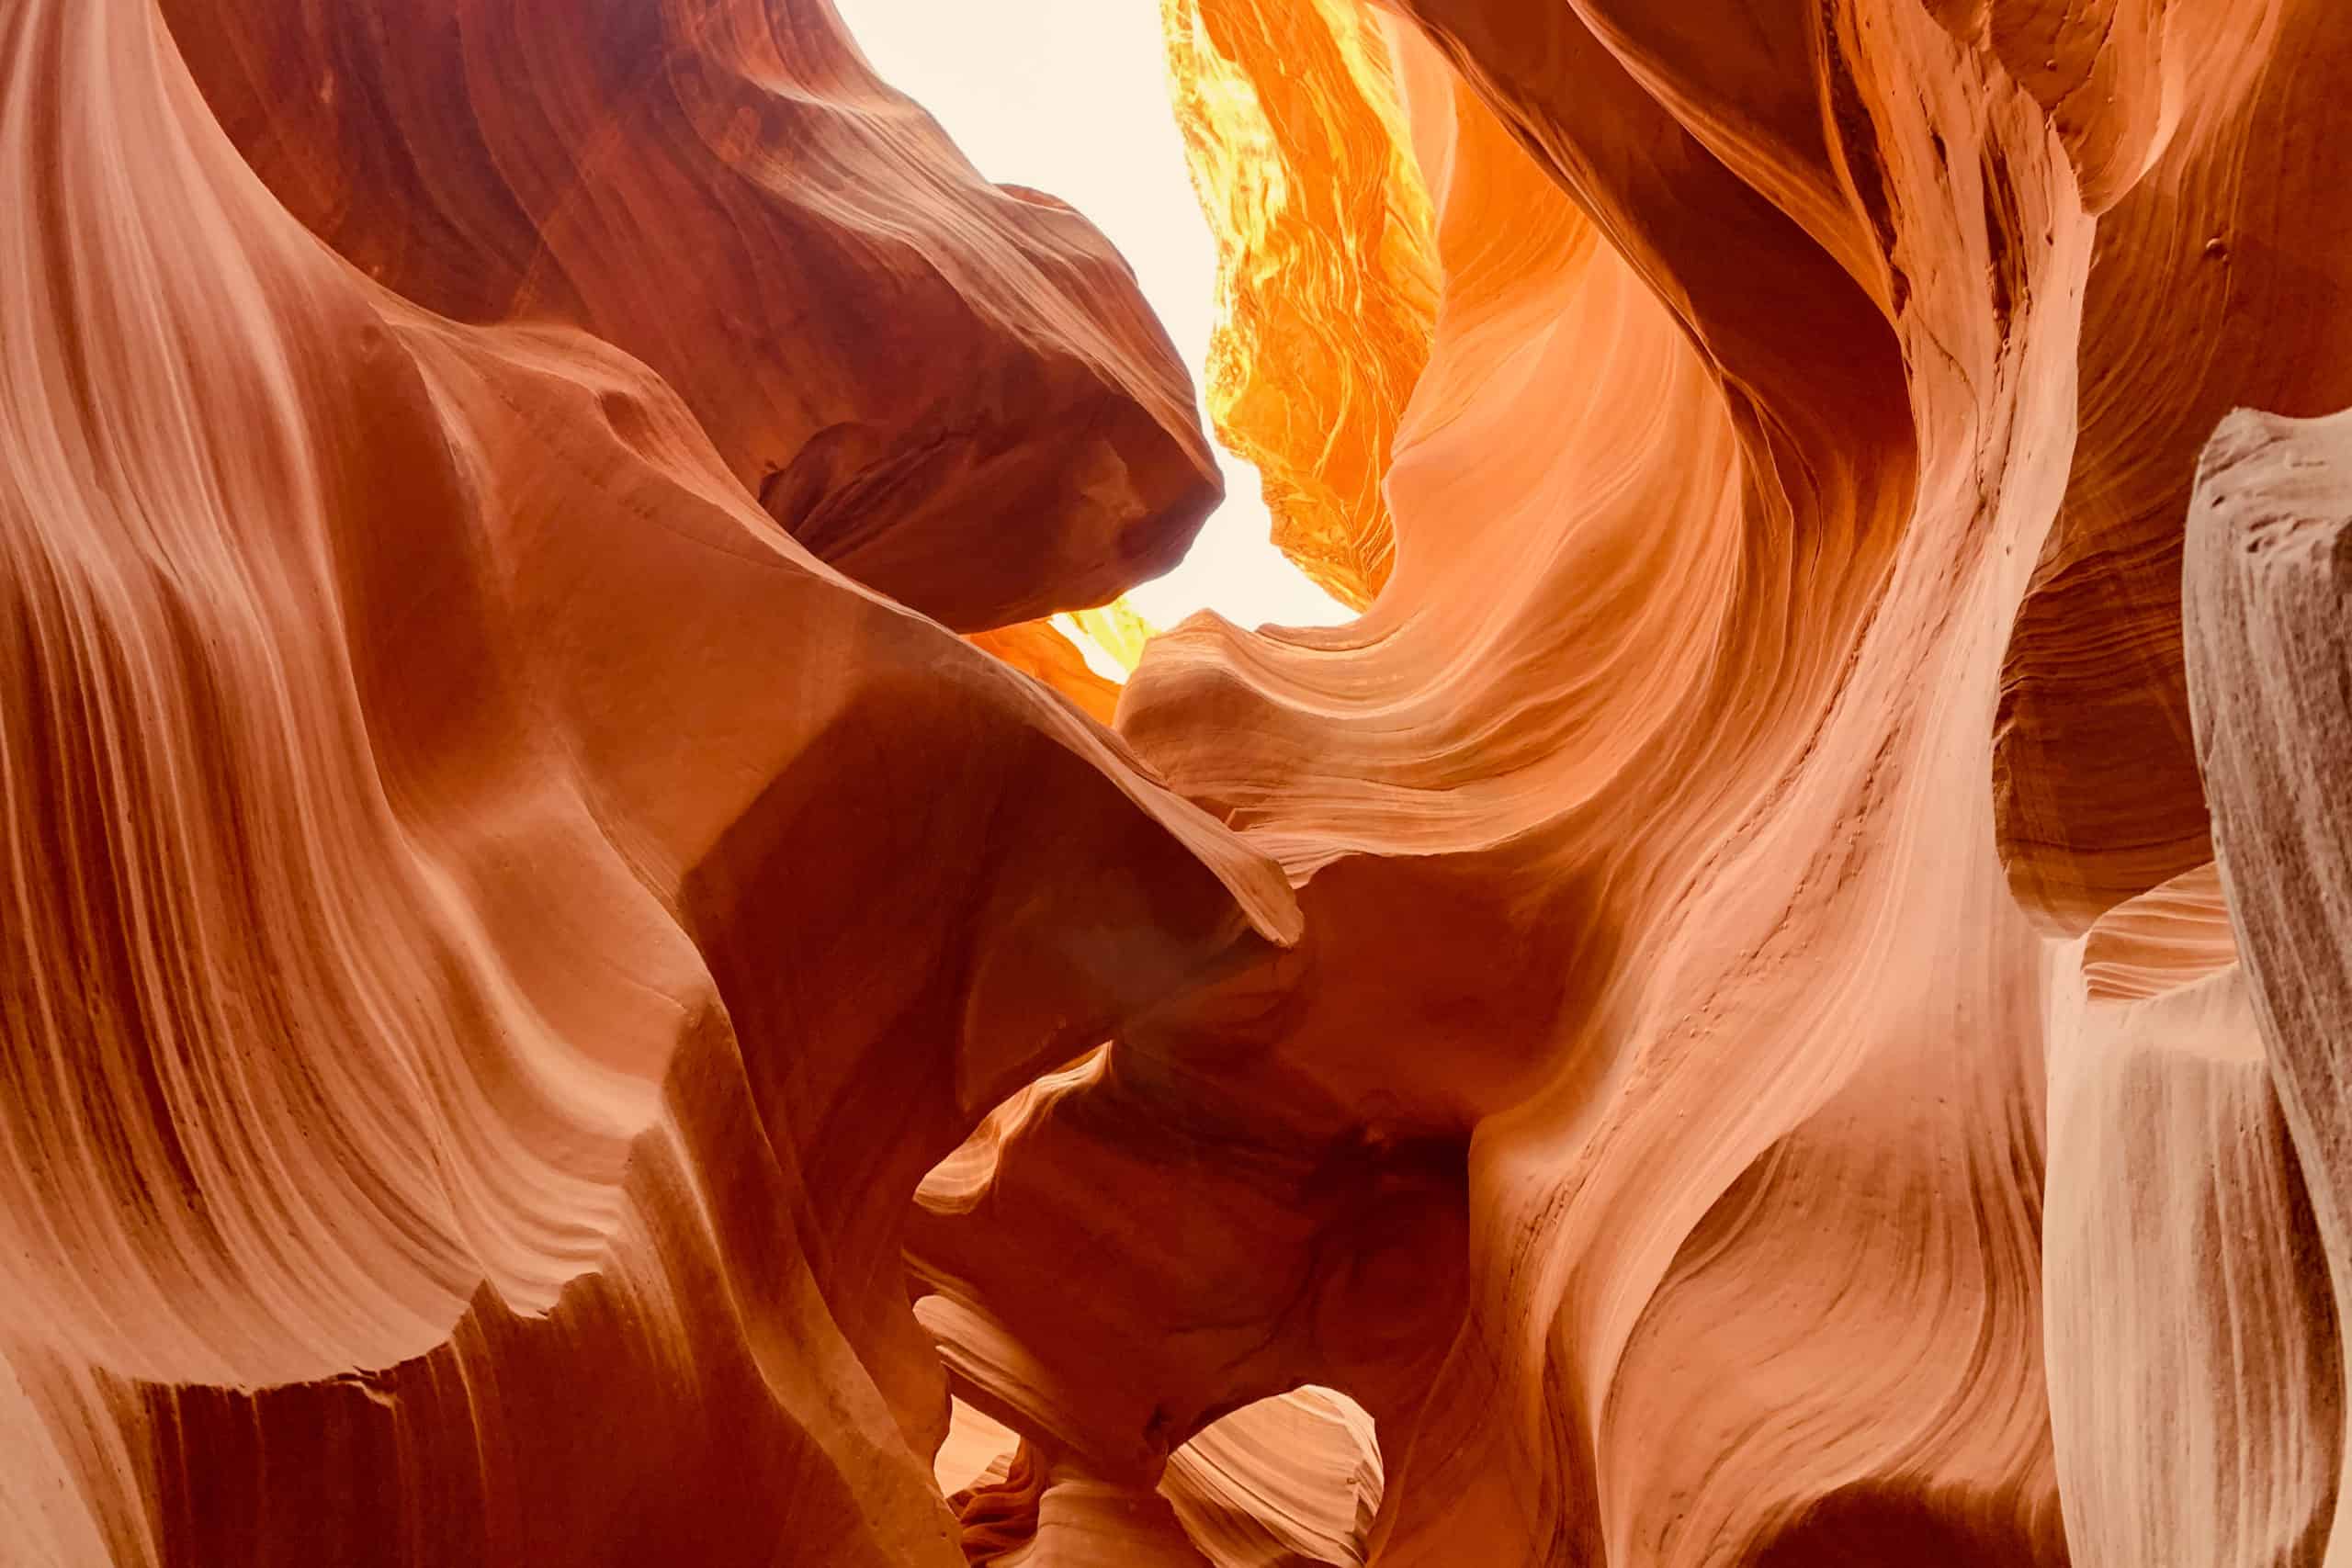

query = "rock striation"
[5,0,2352,1564]
[1,2,1288,1562]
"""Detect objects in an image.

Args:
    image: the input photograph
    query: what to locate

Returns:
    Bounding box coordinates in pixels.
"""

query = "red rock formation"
[2042,871,2340,1566]
[7,0,2352,1563]
[158,0,1222,632]
[923,0,2352,1563]
[1,1,1289,1562]
[1995,0,2352,933]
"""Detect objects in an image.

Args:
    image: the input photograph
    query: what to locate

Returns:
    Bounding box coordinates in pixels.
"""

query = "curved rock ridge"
[2,0,1293,1561]
[914,1,2352,1565]
[8,0,2352,1563]
[159,0,1223,633]
[1993,0,2352,934]
[2044,887,2340,1568]
[1161,1387,1384,1568]
[2186,405,2352,1568]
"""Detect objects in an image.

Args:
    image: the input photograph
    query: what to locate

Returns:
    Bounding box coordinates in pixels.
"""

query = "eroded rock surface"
[6,0,2352,1564]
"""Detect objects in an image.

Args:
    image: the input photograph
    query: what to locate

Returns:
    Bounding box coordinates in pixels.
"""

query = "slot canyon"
[5,0,2352,1562]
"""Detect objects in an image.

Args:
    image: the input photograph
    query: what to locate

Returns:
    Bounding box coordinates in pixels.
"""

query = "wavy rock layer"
[923,0,2352,1563]
[1,0,1291,1562]
[6,0,2352,1564]
[2043,866,2339,1566]
[2186,406,2352,1567]
[1993,0,2352,933]
[159,0,1222,633]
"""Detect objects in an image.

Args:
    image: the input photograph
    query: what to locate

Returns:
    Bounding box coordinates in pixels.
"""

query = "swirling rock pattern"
[159,0,1223,633]
[5,0,2352,1565]
[2,0,1290,1562]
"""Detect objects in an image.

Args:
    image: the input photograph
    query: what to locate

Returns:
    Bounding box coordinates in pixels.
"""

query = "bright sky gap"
[832,0,1354,633]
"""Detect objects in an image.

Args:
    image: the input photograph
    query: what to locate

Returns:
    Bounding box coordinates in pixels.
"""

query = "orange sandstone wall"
[5,0,2352,1565]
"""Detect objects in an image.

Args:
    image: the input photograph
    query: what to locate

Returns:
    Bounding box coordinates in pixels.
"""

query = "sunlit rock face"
[1162,0,1438,611]
[5,0,2351,1565]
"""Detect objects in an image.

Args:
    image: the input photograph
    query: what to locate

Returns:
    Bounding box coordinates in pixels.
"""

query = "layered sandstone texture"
[5,0,2351,1564]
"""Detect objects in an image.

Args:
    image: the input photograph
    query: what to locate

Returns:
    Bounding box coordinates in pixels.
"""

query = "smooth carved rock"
[944,3,2069,1559]
[1993,0,2352,934]
[160,0,1222,632]
[7,0,2352,1562]
[0,1,1292,1562]
[2187,405,2352,1568]
[929,1,2347,1564]
[2044,874,2340,1567]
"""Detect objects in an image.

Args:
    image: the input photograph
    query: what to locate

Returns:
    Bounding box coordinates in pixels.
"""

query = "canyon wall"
[4,0,2350,1563]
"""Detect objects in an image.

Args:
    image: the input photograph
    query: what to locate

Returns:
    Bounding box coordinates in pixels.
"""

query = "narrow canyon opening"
[830,0,1354,637]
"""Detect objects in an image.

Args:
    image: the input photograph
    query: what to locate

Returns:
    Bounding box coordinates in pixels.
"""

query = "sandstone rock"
[7,0,2352,1562]
[160,0,1224,631]
[0,3,1288,1562]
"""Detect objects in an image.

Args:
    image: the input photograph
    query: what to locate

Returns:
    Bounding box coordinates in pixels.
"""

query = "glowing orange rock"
[9,0,2352,1562]
[1162,0,1438,609]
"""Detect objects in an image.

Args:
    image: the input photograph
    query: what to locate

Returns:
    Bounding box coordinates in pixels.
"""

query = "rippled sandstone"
[5,0,2352,1565]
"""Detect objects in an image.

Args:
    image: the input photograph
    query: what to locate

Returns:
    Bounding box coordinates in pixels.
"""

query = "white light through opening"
[831,0,1355,635]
